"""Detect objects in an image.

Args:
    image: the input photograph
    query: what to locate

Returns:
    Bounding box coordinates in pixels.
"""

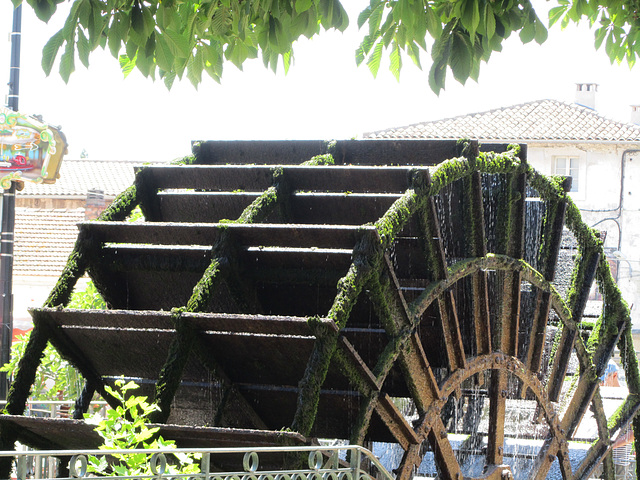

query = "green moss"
[150,308,195,423]
[186,258,225,312]
[237,186,279,223]
[374,191,418,249]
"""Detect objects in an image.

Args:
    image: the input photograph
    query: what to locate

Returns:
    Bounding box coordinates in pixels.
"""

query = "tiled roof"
[14,208,83,277]
[17,160,142,197]
[365,99,640,143]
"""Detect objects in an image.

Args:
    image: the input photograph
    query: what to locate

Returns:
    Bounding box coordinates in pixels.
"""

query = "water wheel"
[1,139,637,480]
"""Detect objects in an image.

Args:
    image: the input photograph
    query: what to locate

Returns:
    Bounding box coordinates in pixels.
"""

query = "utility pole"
[0,3,22,399]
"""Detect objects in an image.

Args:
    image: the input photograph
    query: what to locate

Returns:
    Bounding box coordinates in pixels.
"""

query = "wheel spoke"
[547,248,600,401]
[525,187,569,375]
[466,170,491,356]
[421,193,466,371]
[486,369,507,465]
[375,393,421,450]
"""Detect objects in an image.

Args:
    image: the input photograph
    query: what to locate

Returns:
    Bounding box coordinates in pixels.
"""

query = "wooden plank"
[156,192,401,225]
[290,193,400,225]
[81,222,375,250]
[193,139,465,167]
[0,415,311,452]
[31,307,336,337]
[140,164,425,193]
[158,191,260,222]
[194,140,327,165]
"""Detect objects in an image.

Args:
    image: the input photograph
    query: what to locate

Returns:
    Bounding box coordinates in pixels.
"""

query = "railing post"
[350,447,361,480]
[16,453,26,480]
[201,452,210,480]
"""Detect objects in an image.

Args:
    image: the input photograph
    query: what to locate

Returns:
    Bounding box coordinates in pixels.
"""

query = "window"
[554,156,580,192]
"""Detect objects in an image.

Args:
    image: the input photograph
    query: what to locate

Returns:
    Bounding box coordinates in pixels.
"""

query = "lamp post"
[0,3,22,400]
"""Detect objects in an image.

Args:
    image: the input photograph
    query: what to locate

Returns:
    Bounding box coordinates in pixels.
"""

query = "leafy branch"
[14,0,640,93]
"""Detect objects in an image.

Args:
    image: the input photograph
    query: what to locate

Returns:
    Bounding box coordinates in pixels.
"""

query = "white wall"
[528,143,640,331]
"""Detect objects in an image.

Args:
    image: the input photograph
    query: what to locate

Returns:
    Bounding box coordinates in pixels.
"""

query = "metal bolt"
[498,447,503,456]
[440,430,447,439]
[548,454,556,462]
[501,389,508,398]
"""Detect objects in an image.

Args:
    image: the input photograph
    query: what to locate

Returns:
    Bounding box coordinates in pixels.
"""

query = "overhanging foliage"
[17,0,640,92]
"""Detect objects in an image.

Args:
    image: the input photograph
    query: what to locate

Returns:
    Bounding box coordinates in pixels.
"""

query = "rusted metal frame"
[547,248,601,402]
[421,195,466,372]
[525,191,569,374]
[465,169,491,356]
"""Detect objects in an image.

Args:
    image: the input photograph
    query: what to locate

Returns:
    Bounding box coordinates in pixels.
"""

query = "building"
[10,159,143,337]
[365,83,640,338]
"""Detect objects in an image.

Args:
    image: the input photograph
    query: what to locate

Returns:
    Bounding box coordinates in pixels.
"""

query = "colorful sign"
[0,106,67,189]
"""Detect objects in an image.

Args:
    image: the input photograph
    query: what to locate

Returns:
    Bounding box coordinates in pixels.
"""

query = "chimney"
[575,83,598,109]
[631,105,640,125]
[85,188,105,220]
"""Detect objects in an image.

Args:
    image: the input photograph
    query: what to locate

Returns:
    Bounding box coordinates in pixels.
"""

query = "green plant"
[67,280,107,310]
[0,334,84,402]
[1,280,106,402]
[85,379,201,476]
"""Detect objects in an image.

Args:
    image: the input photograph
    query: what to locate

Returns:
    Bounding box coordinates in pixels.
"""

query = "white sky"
[1,1,639,162]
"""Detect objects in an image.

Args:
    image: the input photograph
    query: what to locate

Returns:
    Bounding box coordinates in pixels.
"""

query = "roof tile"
[365,100,640,142]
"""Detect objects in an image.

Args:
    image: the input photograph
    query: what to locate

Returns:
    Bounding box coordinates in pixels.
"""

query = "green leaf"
[163,28,191,58]
[450,31,472,83]
[77,28,91,67]
[368,1,384,36]
[534,22,548,44]
[59,40,75,83]
[119,54,136,77]
[283,48,293,74]
[186,48,204,87]
[594,26,607,49]
[356,34,376,65]
[161,69,177,89]
[461,0,480,40]
[485,5,496,39]
[548,6,566,27]
[519,17,535,43]
[366,40,384,77]
[357,4,372,29]
[155,34,174,71]
[41,29,65,75]
[389,41,401,80]
[295,0,313,14]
